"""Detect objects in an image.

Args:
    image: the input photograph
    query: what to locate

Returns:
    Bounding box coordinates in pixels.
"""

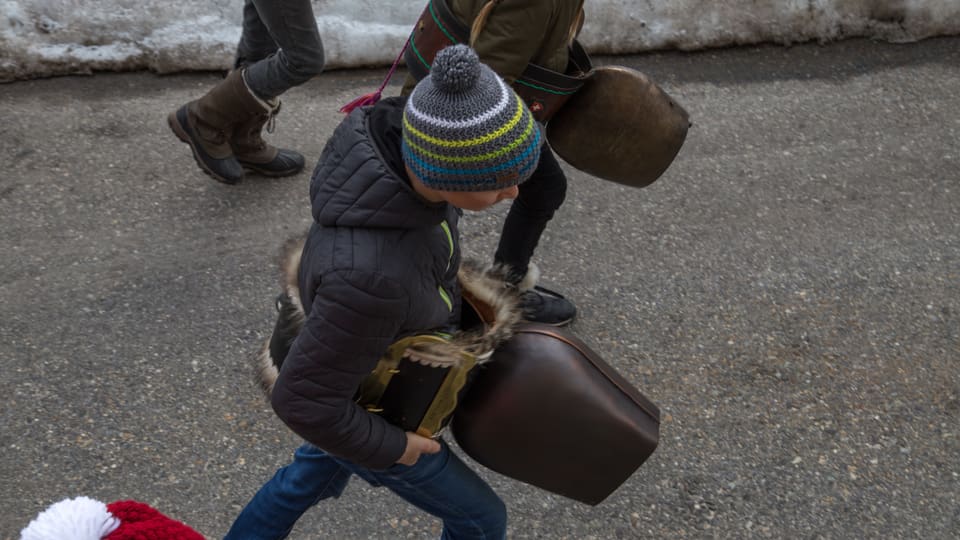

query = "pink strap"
[339,36,411,114]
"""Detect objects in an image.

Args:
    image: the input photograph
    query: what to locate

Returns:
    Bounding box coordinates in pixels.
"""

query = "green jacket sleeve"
[465,0,558,84]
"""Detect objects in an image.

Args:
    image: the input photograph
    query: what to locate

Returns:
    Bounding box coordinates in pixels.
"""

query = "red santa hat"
[20,496,204,540]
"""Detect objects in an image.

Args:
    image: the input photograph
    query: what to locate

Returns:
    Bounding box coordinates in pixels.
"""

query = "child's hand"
[396,432,442,465]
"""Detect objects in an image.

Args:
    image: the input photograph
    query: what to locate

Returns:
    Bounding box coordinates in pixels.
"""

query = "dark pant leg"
[241,0,326,99]
[235,0,279,69]
[494,143,568,282]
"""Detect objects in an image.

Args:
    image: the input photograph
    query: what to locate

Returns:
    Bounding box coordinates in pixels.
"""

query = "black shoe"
[519,286,577,326]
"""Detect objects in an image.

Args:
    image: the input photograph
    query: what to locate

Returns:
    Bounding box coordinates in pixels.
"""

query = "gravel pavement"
[1,37,958,539]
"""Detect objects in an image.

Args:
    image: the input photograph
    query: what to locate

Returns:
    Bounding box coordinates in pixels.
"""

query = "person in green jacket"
[402,0,585,326]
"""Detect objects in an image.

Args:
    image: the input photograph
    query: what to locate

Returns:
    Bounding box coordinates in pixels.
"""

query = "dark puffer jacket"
[270,97,462,470]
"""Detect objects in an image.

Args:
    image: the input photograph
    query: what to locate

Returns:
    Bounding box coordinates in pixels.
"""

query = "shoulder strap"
[567,4,585,47]
[469,0,500,48]
[338,40,409,114]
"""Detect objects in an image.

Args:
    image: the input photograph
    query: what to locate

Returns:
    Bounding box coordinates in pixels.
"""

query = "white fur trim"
[256,339,279,397]
[517,263,540,291]
[240,68,275,112]
[20,497,120,540]
[255,252,525,398]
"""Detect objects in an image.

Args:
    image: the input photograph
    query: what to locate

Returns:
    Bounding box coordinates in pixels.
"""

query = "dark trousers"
[494,143,567,282]
[235,0,326,99]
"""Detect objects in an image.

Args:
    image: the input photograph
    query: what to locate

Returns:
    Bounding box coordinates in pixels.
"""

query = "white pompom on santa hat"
[21,496,204,540]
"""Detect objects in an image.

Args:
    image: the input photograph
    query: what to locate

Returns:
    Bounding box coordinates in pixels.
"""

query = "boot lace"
[265,100,282,134]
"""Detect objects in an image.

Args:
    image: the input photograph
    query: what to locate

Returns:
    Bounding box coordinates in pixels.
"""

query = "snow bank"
[1,0,958,81]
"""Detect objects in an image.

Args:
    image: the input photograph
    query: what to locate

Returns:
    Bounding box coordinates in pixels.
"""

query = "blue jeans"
[235,0,325,99]
[224,441,506,540]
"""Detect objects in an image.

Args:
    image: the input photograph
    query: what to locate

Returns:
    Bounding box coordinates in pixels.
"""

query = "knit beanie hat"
[403,44,542,192]
[20,496,204,540]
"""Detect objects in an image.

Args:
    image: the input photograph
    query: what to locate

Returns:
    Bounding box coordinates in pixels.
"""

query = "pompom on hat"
[21,496,204,540]
[403,44,542,192]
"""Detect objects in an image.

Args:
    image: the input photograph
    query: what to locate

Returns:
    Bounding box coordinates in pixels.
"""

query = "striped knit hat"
[403,44,541,192]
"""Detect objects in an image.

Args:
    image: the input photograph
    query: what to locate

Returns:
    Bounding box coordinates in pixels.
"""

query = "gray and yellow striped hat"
[402,44,541,192]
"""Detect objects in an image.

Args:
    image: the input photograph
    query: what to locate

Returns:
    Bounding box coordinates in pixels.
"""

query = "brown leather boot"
[230,97,305,177]
[167,69,254,184]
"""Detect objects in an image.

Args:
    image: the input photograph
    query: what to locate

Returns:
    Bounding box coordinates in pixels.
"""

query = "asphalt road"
[1,37,958,539]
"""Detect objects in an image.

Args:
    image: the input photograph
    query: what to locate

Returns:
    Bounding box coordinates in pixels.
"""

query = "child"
[401,0,587,326]
[225,44,541,539]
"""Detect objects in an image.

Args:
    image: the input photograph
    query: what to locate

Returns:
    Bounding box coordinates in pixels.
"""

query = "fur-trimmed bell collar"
[255,235,525,398]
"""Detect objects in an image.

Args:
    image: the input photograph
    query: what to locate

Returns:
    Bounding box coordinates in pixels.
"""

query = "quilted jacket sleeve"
[270,269,410,470]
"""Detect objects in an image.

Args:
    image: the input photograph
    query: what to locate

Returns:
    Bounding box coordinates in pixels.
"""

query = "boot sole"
[238,162,304,178]
[167,109,243,185]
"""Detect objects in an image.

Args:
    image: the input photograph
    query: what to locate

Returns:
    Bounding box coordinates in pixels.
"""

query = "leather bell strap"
[356,334,478,438]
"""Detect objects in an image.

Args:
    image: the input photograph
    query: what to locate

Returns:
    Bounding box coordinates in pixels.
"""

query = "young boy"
[225,44,541,539]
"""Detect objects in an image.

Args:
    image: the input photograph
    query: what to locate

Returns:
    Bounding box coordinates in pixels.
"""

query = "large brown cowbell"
[546,66,692,189]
